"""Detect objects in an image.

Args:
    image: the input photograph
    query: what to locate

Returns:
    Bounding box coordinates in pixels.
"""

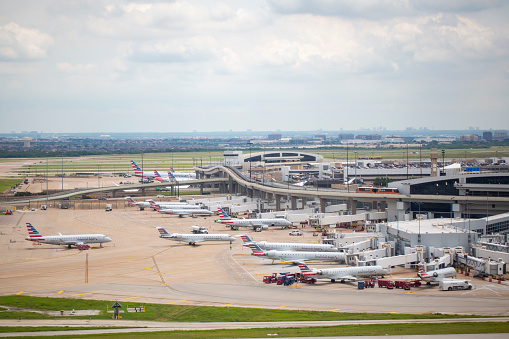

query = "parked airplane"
[217,207,292,232]
[151,202,213,216]
[25,223,112,248]
[169,167,197,180]
[145,199,193,208]
[154,170,169,182]
[125,197,152,209]
[131,160,156,179]
[239,234,338,252]
[245,242,345,263]
[418,267,457,284]
[149,201,205,210]
[156,226,235,245]
[296,261,388,283]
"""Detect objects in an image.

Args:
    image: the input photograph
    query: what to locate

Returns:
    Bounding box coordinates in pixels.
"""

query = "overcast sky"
[0,0,508,133]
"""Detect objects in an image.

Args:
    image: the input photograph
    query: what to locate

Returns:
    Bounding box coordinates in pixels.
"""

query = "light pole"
[441,150,445,176]
[406,143,409,180]
[419,142,422,177]
[46,156,48,205]
[61,153,64,193]
[98,165,100,188]
[247,141,253,179]
[346,142,349,192]
[354,151,357,186]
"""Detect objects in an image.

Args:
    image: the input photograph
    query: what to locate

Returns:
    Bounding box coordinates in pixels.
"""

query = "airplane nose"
[106,237,112,242]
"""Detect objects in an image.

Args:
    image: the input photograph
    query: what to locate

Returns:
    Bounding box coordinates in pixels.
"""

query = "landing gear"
[331,279,336,283]
[68,244,72,249]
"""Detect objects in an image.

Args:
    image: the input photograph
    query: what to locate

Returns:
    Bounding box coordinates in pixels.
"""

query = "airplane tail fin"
[154,170,165,182]
[26,223,44,240]
[245,243,266,256]
[296,261,315,275]
[125,197,137,206]
[156,226,172,238]
[131,160,143,177]
[168,172,176,182]
[239,233,253,244]
[149,201,163,212]
[217,207,232,222]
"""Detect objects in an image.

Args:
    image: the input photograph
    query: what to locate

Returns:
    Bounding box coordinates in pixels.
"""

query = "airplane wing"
[337,275,357,281]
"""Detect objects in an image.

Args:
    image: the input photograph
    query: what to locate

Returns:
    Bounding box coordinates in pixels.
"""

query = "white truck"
[439,279,473,291]
[105,204,112,212]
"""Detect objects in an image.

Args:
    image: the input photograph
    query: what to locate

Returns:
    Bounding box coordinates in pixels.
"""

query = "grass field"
[0,296,490,322]
[0,178,22,193]
[4,146,509,177]
[0,323,507,338]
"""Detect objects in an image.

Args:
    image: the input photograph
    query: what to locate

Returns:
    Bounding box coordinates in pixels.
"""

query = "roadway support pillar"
[171,185,174,196]
[301,197,307,209]
[379,200,386,212]
[320,198,327,213]
[229,177,234,194]
[347,198,357,215]
[291,196,297,210]
[200,183,204,195]
[112,190,117,198]
[141,188,145,196]
[372,200,378,211]
[275,194,282,211]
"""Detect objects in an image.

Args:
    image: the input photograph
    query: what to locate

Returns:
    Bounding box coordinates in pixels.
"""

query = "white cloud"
[0,22,53,61]
[57,62,97,73]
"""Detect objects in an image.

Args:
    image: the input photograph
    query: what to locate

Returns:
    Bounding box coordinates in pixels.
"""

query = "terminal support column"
[347,198,357,215]
[275,194,282,211]
[291,196,297,210]
[301,197,307,209]
[320,198,327,213]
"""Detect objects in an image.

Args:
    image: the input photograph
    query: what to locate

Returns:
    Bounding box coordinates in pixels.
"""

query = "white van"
[439,279,473,291]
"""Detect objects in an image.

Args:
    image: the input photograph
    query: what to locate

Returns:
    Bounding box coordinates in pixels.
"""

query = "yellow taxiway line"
[274,306,286,309]
[220,303,234,307]
[167,300,185,304]
[16,291,23,295]
[70,293,91,297]
[119,296,139,301]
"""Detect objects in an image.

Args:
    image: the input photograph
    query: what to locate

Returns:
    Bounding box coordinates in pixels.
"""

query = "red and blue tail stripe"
[296,261,315,275]
[217,207,233,223]
[26,223,44,241]
[246,243,266,256]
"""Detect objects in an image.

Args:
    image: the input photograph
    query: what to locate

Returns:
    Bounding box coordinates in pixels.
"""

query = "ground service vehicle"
[439,279,473,291]
[378,280,394,289]
[289,230,303,236]
[105,204,112,211]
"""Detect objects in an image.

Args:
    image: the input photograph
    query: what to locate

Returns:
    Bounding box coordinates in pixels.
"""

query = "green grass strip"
[0,179,22,193]
[0,326,140,333]
[5,322,508,338]
[0,296,492,323]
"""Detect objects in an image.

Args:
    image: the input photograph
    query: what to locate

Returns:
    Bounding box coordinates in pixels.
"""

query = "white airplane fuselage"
[266,250,345,262]
[26,234,112,246]
[314,266,388,281]
[256,241,337,252]
[161,233,235,244]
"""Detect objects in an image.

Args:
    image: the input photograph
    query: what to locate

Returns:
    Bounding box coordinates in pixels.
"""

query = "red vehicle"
[263,273,278,284]
[394,281,411,290]
[378,280,394,289]
[364,280,375,288]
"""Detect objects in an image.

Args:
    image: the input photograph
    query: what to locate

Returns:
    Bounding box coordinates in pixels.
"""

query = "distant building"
[268,133,282,140]
[338,133,354,140]
[483,131,493,141]
[314,134,326,142]
[494,130,508,141]
[459,135,479,142]
[356,134,381,140]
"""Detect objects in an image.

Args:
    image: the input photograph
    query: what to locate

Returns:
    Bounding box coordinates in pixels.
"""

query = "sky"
[0,0,508,133]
